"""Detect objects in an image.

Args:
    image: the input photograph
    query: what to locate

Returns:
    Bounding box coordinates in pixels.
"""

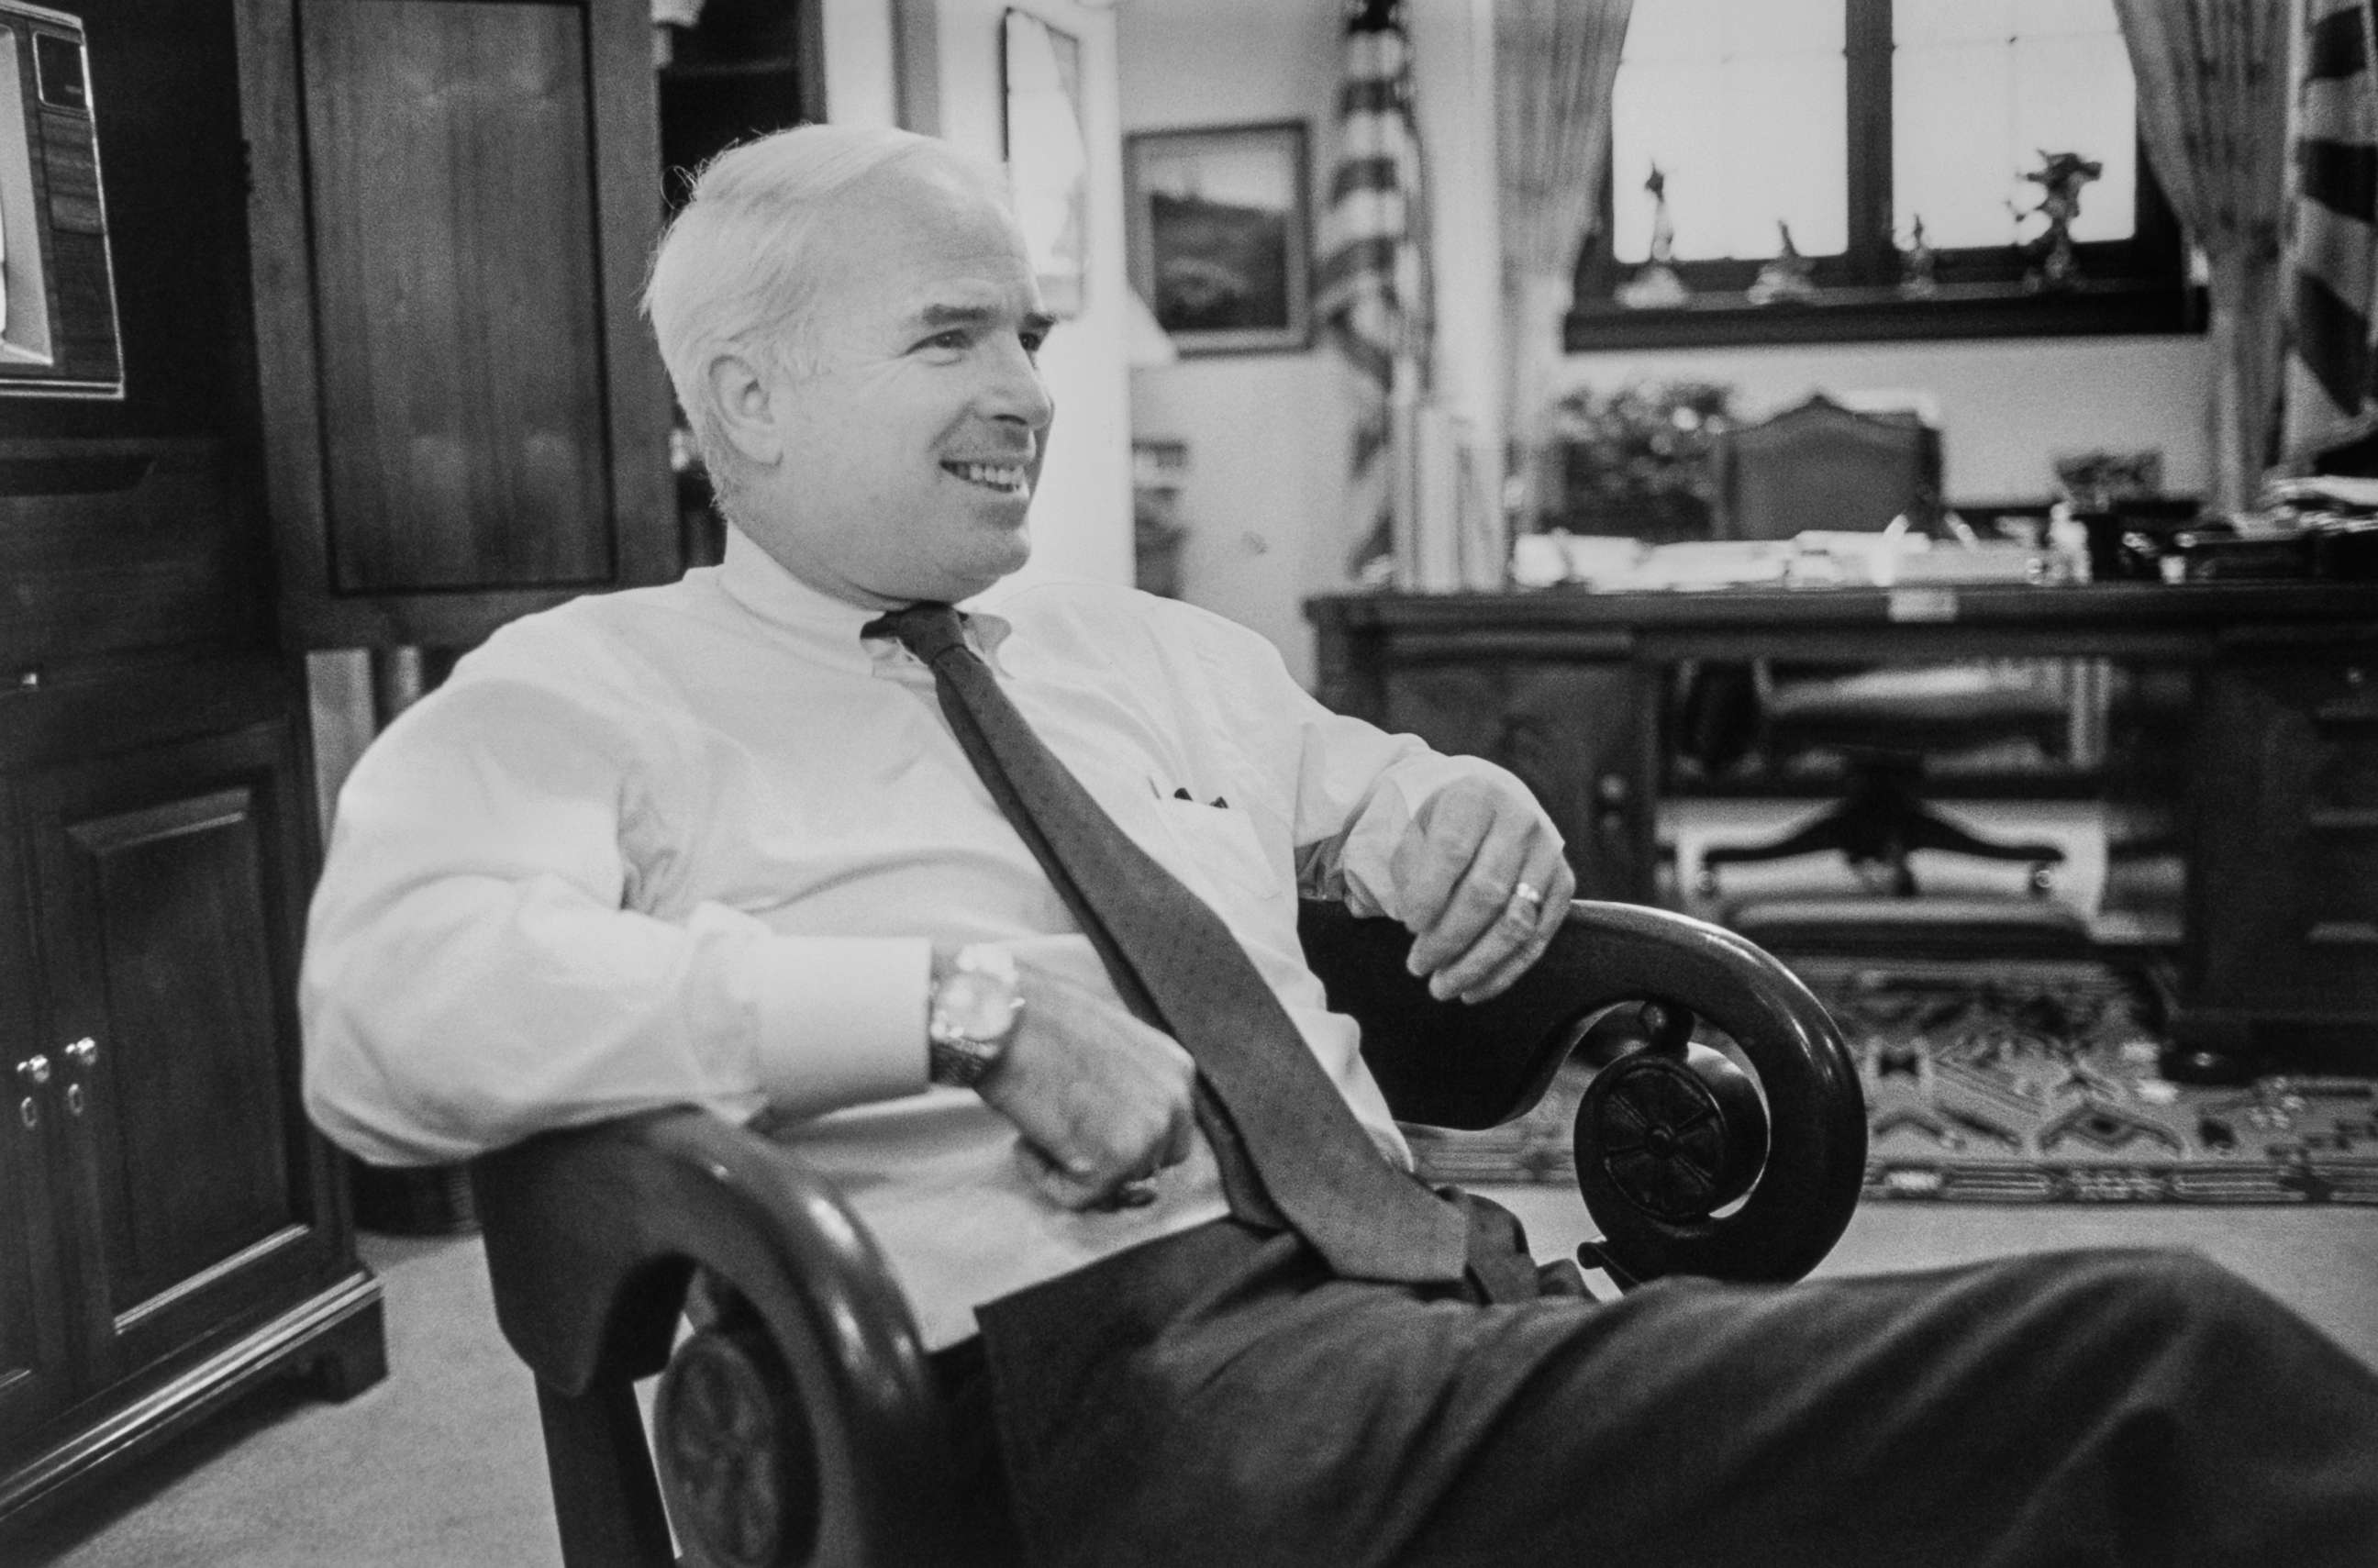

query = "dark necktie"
[867,602,1468,1286]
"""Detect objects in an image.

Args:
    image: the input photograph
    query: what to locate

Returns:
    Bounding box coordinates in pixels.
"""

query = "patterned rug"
[1406,956,2378,1205]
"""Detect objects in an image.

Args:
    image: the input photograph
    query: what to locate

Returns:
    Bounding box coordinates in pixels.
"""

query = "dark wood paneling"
[2193,655,2378,1018]
[25,717,330,1385]
[0,775,76,1469]
[0,439,265,673]
[240,0,676,648]
[305,0,612,594]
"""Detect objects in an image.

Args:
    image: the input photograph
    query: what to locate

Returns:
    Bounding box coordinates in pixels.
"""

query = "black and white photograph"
[6,1,2376,1564]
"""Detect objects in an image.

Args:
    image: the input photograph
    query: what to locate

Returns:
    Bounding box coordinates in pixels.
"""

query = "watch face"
[935,971,1018,1044]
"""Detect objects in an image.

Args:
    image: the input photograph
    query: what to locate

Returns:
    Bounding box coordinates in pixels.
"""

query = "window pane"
[2014,0,2118,39]
[1612,0,1846,262]
[1894,44,2015,248]
[1892,0,2135,250]
[1721,53,1847,256]
[1895,0,2013,46]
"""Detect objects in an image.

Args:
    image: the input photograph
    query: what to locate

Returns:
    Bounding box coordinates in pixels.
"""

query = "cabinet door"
[239,0,674,649]
[0,783,77,1469]
[23,717,338,1387]
[2190,652,2378,1029]
[1380,660,1654,903]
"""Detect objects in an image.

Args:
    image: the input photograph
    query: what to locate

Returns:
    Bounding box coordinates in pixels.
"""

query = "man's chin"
[935,530,1031,604]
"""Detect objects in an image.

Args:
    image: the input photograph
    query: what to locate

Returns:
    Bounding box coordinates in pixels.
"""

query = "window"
[1569,0,2194,350]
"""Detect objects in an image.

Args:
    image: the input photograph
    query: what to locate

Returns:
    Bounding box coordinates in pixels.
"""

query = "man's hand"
[1390,773,1575,1005]
[970,958,1199,1211]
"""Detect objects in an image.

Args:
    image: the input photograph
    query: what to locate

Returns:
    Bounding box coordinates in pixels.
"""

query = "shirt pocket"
[1151,795,1284,907]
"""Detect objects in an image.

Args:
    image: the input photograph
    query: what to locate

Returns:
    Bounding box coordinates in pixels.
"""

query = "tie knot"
[863,602,970,664]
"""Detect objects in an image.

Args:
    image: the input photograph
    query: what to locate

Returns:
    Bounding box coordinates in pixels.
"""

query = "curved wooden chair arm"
[1303,899,1867,1284]
[473,1106,957,1567]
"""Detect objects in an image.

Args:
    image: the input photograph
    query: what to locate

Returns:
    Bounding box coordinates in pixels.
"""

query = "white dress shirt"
[302,528,1514,1347]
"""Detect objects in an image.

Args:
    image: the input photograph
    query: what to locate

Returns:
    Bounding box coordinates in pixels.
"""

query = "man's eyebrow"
[915,302,1058,338]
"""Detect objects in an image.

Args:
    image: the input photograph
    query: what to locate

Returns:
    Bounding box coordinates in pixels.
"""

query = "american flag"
[1316,0,1431,582]
[2286,0,2378,461]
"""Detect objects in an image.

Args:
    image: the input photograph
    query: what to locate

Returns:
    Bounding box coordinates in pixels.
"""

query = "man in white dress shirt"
[302,124,2378,1567]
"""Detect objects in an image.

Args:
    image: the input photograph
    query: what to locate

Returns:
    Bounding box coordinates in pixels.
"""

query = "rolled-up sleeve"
[300,668,928,1167]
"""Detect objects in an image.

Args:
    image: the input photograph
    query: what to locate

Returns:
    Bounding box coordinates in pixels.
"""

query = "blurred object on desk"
[2136,474,2378,582]
[1542,379,1734,543]
[2051,447,2164,511]
[2071,496,2202,582]
[1506,528,2069,592]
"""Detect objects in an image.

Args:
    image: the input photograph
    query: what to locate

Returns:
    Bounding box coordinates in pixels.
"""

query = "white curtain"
[1497,0,1634,538]
[2112,0,2295,510]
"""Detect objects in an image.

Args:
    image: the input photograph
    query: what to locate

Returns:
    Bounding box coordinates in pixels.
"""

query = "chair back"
[1713,394,1942,540]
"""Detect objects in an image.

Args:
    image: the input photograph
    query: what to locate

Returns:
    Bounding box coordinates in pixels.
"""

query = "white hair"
[641,123,1012,493]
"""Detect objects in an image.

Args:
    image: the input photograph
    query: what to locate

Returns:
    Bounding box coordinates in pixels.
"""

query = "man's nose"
[983,339,1055,431]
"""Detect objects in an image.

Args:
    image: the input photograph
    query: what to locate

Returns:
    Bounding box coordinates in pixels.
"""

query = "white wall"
[1116,0,2216,685]
[1117,0,1348,681]
[883,0,1137,592]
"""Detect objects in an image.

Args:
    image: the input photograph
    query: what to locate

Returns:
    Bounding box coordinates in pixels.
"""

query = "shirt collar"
[716,526,1014,673]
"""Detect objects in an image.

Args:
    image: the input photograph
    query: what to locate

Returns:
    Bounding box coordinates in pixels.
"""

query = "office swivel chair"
[1690,395,2071,907]
[472,901,1866,1567]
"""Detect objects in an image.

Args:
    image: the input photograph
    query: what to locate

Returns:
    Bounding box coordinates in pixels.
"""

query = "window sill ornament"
[1895,216,1938,299]
[1746,221,1819,306]
[2017,150,2103,294]
[1617,164,1690,310]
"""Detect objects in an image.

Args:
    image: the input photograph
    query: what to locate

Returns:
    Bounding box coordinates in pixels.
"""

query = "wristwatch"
[927,945,1024,1088]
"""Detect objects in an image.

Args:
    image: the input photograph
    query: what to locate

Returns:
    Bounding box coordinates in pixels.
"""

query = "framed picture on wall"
[1001,9,1088,317]
[1125,121,1313,355]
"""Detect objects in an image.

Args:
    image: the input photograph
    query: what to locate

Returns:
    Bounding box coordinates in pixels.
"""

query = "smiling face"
[728,153,1057,609]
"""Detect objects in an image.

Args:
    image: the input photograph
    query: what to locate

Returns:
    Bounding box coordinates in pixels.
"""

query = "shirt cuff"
[746,935,934,1115]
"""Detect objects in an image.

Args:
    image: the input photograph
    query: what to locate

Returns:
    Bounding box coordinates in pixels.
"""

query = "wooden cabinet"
[0,660,383,1527]
[238,0,677,650]
[2184,643,2378,1067]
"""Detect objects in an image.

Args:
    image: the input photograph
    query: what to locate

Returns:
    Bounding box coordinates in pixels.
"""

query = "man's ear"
[705,350,783,467]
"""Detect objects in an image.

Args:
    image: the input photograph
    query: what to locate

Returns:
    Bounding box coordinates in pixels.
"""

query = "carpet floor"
[14,1200,2378,1567]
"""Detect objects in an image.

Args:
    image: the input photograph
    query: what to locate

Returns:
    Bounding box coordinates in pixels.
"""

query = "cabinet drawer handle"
[17,1096,34,1129]
[15,1054,49,1087]
[65,1084,84,1118]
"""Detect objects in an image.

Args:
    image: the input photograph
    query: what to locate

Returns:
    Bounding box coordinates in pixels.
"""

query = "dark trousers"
[938,1198,2378,1568]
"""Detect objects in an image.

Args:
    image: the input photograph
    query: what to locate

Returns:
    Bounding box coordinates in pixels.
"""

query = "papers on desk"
[1511,525,2072,592]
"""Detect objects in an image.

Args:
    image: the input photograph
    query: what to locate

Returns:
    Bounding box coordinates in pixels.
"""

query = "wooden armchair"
[473,900,1866,1567]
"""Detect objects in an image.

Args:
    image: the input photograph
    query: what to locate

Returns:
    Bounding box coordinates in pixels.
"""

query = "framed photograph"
[1001,9,1088,317]
[1125,121,1312,355]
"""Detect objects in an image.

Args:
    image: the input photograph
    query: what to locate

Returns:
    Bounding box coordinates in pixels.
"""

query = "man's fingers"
[1402,813,1532,979]
[1433,855,1575,1003]
[1453,863,1573,1003]
[1406,824,1547,985]
[1012,1140,1161,1211]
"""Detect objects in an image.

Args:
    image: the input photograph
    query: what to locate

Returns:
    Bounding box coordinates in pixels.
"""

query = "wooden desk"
[1307,582,2378,1070]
